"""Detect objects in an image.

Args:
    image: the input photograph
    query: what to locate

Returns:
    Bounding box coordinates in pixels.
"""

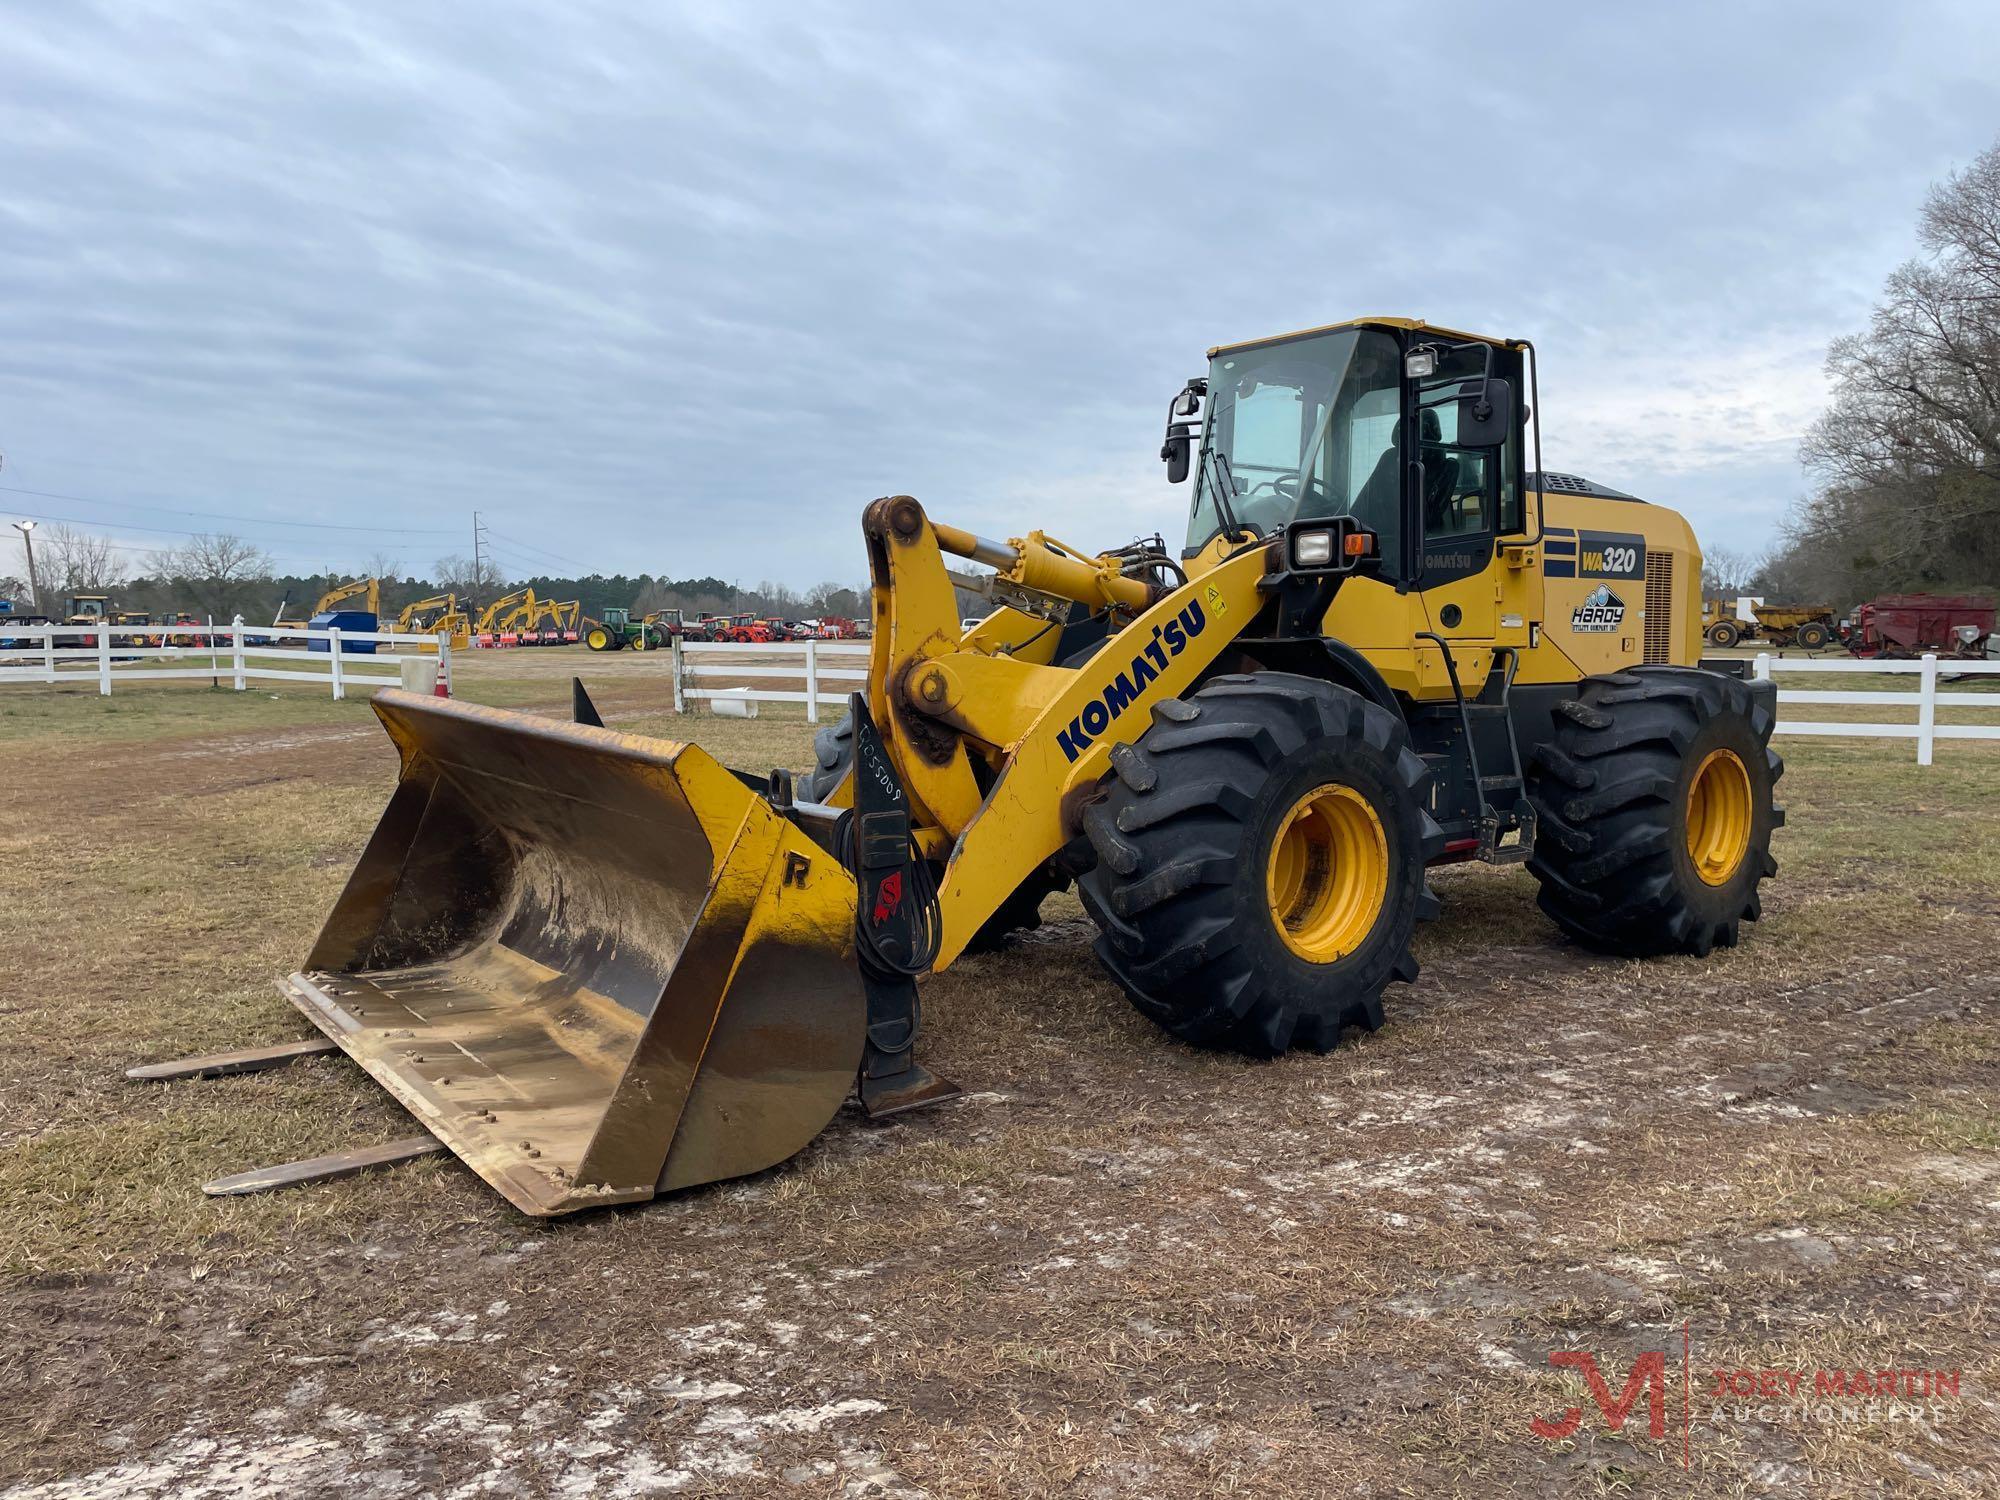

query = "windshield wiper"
[1203,447,1254,544]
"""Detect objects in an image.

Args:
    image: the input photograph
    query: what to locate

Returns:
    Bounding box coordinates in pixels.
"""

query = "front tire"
[1525,667,1783,957]
[1075,673,1442,1058]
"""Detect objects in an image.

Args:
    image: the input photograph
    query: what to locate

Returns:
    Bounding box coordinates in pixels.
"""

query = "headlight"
[1292,529,1334,568]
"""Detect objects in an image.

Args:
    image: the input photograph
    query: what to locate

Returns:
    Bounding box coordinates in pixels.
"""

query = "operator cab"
[1164,320,1529,589]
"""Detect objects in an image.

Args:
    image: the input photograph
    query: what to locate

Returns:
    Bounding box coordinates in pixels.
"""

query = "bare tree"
[0,573,27,607]
[42,524,128,595]
[159,533,275,620]
[1793,135,2000,595]
[435,553,504,599]
[1700,544,1759,596]
[805,581,866,618]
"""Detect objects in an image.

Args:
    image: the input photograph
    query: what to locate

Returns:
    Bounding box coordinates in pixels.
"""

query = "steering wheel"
[1245,473,1304,503]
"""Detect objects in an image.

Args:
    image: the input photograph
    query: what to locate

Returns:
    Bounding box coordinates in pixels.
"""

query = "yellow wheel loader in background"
[139,318,1783,1215]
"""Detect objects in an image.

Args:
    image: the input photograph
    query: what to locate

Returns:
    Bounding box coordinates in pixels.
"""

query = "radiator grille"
[1643,550,1674,664]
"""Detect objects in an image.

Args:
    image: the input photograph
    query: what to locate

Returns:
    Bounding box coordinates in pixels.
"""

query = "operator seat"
[1349,420,1401,535]
[1419,408,1459,528]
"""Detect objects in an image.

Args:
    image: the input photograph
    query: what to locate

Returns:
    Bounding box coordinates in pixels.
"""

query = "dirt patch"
[2,680,1998,1495]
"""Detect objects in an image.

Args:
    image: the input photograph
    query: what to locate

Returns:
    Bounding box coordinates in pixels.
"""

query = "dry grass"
[1,659,1997,1496]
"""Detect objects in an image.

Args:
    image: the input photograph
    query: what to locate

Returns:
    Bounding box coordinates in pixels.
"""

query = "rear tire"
[585,627,621,652]
[1075,673,1442,1058]
[1707,620,1741,648]
[1796,620,1832,650]
[1524,667,1782,957]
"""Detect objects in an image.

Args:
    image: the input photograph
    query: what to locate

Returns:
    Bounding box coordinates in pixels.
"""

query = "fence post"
[672,632,686,714]
[329,627,344,701]
[1917,653,1937,767]
[42,624,56,684]
[1752,651,1772,685]
[804,638,819,725]
[232,616,246,691]
[97,623,112,696]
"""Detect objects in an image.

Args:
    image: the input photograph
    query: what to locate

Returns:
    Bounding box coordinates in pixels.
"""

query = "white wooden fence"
[1755,652,2000,766]
[669,643,2000,764]
[0,618,453,700]
[671,638,868,722]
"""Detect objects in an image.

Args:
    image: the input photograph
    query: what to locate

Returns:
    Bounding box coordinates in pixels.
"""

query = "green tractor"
[582,607,667,652]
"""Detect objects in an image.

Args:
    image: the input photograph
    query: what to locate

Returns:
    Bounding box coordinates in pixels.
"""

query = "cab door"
[1414,395,1501,649]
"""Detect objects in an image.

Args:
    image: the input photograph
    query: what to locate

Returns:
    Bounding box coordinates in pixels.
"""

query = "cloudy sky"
[3,1,1997,587]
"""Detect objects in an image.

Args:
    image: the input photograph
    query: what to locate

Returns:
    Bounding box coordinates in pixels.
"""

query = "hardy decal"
[1055,600,1208,762]
[1570,584,1626,634]
[1578,530,1645,580]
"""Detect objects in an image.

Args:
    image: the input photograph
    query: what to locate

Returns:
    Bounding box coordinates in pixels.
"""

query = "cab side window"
[1417,399,1494,540]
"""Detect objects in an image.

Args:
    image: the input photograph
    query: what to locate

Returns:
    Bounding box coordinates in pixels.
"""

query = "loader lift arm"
[857,495,1283,966]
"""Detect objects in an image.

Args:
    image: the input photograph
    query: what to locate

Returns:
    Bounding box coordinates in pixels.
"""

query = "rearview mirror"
[1454,376,1515,449]
[1161,424,1192,484]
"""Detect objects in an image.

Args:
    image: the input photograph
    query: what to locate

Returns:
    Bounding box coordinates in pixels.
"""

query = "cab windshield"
[1186,326,1404,561]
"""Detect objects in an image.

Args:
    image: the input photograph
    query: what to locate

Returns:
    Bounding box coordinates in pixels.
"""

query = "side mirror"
[1161,423,1192,484]
[1454,376,1514,449]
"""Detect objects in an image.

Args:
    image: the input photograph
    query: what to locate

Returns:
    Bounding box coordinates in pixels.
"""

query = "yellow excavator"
[526,596,582,645]
[142,318,1784,1216]
[472,588,539,644]
[274,576,380,629]
[395,593,472,651]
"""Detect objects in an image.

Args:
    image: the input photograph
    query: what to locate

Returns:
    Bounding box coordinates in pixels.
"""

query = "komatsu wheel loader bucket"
[283,689,864,1216]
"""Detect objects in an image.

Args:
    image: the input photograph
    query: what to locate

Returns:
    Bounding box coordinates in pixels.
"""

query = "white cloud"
[0,1,1995,582]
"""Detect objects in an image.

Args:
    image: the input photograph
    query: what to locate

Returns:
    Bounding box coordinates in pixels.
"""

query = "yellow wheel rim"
[587,628,609,649]
[1685,748,1753,885]
[1264,783,1388,963]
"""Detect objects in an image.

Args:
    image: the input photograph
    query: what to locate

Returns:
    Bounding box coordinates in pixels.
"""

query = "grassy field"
[2,654,1998,1496]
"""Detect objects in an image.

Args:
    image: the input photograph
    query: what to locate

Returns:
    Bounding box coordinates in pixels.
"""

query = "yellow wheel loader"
[138,318,1783,1215]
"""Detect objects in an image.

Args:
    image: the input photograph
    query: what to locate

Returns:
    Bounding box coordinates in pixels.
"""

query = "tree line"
[1752,135,2000,607]
[1,526,865,625]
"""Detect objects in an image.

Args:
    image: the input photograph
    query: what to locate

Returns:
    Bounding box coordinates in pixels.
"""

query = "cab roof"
[1207,317,1512,359]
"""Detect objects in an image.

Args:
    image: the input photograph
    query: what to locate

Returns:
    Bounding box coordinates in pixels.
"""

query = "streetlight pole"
[11,520,39,617]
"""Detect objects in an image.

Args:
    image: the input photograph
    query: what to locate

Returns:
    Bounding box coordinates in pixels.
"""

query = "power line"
[486,528,594,572]
[0,483,461,535]
[5,509,443,566]
[4,507,231,539]
[3,507,430,558]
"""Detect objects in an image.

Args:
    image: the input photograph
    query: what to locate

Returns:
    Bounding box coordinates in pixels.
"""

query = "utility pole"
[11,519,39,616]
[473,511,490,591]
